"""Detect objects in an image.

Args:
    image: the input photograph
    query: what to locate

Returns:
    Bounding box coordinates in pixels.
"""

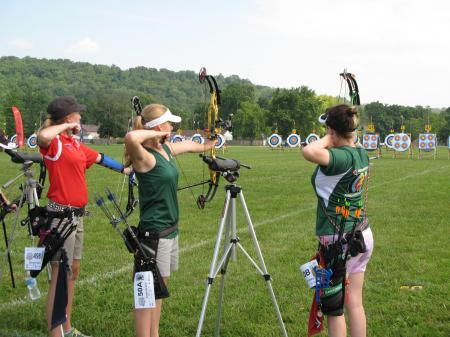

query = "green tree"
[233,102,266,141]
[268,87,322,137]
[437,107,450,143]
[95,90,131,138]
[220,83,256,120]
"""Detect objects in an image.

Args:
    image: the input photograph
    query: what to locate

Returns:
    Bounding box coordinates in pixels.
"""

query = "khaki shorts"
[156,236,179,277]
[49,215,84,267]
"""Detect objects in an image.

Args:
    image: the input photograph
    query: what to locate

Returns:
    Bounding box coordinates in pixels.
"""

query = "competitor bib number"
[134,271,156,309]
[24,247,45,271]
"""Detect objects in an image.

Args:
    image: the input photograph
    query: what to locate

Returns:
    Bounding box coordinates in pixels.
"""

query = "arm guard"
[98,153,124,173]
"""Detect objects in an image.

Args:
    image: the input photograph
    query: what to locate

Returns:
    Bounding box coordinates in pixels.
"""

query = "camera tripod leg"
[196,191,232,337]
[215,195,237,336]
[1,217,15,287]
[214,239,234,337]
[239,192,288,337]
[230,196,237,261]
[0,193,25,283]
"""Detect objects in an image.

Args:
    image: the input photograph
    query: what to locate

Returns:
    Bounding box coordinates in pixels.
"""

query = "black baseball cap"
[47,96,86,122]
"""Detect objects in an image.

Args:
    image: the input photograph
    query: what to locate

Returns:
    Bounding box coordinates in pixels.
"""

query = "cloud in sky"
[10,38,34,50]
[65,37,101,56]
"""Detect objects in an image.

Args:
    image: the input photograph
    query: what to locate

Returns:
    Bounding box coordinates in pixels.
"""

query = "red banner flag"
[11,106,24,148]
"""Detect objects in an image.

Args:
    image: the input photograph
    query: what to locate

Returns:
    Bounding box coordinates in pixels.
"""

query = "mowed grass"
[0,145,449,337]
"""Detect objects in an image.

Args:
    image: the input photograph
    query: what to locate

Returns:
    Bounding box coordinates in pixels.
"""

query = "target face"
[191,134,204,144]
[27,134,38,148]
[306,133,320,144]
[10,134,17,145]
[392,133,411,152]
[448,136,450,148]
[286,133,301,147]
[215,134,225,149]
[384,134,395,148]
[418,133,436,152]
[171,135,184,143]
[362,133,379,151]
[268,134,282,147]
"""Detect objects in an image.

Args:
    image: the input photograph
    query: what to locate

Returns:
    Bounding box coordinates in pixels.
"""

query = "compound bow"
[339,70,360,106]
[196,67,222,209]
[116,96,141,218]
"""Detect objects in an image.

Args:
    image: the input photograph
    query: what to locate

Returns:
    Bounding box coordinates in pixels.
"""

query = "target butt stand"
[195,156,288,337]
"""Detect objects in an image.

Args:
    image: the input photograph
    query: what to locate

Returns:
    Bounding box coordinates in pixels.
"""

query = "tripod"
[196,183,289,337]
[0,160,42,285]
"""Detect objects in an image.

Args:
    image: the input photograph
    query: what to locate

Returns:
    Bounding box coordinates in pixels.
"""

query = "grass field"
[0,145,449,337]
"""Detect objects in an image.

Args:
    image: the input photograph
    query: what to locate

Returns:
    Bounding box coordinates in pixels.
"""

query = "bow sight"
[217,114,233,133]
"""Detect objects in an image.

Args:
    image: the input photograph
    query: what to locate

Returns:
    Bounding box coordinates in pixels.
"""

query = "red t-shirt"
[40,134,99,207]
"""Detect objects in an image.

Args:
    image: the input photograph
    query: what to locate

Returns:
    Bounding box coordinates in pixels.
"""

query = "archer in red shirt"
[37,96,130,337]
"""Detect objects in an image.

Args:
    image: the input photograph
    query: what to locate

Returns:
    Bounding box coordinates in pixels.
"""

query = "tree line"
[0,56,448,142]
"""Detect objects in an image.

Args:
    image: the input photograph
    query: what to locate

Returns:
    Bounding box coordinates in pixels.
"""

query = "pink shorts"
[318,227,374,274]
[346,227,374,273]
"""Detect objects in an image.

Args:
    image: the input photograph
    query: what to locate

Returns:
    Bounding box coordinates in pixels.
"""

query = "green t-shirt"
[135,144,179,239]
[311,146,369,236]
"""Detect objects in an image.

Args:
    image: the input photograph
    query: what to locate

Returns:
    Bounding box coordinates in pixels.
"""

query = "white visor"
[0,142,18,150]
[144,109,182,129]
[318,114,327,124]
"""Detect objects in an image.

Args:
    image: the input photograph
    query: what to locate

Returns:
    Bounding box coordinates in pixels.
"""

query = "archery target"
[191,133,204,144]
[448,136,450,148]
[392,133,411,152]
[268,134,282,148]
[418,133,436,152]
[362,134,379,151]
[171,135,184,143]
[27,134,38,149]
[306,133,320,144]
[10,134,17,145]
[384,134,395,148]
[215,134,225,149]
[286,133,301,147]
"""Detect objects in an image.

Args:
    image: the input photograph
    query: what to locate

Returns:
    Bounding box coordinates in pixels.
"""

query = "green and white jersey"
[311,146,369,236]
[135,144,179,239]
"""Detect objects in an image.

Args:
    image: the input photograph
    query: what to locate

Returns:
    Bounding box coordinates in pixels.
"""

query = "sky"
[0,0,449,108]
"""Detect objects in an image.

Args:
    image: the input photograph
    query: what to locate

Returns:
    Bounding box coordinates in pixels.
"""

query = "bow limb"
[348,74,360,105]
[339,71,360,106]
[124,172,138,218]
[115,96,143,218]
